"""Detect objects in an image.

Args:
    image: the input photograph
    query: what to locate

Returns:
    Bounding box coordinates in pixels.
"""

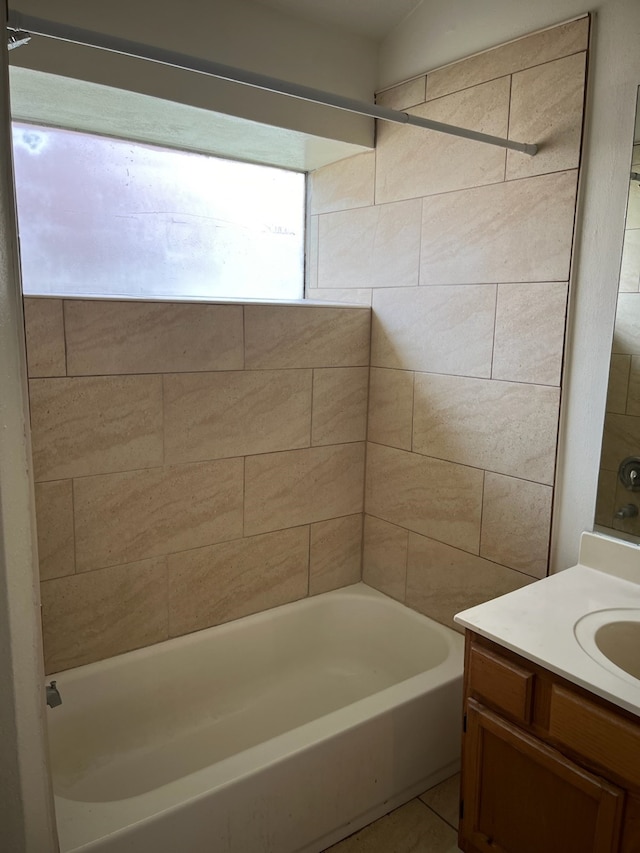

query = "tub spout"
[46,680,62,708]
[615,503,638,520]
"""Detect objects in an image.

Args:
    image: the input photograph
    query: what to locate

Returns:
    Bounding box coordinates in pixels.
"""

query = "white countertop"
[454,539,640,716]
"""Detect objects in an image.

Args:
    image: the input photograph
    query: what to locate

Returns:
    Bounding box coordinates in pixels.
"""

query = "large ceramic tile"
[492,282,568,386]
[34,480,74,581]
[506,53,586,180]
[371,286,496,377]
[420,170,578,284]
[377,77,426,110]
[420,773,461,830]
[306,288,373,306]
[613,292,640,355]
[74,458,244,571]
[23,298,66,377]
[362,514,408,602]
[376,78,509,204]
[365,443,483,554]
[426,17,589,101]
[317,200,421,290]
[29,375,163,481]
[406,533,532,631]
[599,412,640,471]
[64,300,244,375]
[312,367,368,446]
[367,368,414,450]
[245,444,365,536]
[324,798,460,853]
[244,305,370,369]
[310,514,362,595]
[168,527,309,637]
[41,557,168,673]
[620,229,640,293]
[309,151,375,215]
[480,473,552,578]
[412,374,560,485]
[164,370,312,464]
[607,354,631,414]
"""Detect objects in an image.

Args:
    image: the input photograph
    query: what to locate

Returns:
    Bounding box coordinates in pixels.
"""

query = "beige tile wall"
[25,298,370,672]
[308,18,589,629]
[595,143,640,535]
[27,19,591,670]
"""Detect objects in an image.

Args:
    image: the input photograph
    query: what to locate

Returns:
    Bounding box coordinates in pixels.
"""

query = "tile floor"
[324,773,462,852]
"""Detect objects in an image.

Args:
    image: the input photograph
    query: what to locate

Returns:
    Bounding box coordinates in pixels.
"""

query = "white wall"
[380,0,640,570]
[9,0,377,146]
[0,24,58,853]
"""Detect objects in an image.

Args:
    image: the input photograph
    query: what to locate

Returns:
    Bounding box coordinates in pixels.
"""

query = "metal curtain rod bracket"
[6,10,538,156]
[7,27,30,50]
[632,171,640,183]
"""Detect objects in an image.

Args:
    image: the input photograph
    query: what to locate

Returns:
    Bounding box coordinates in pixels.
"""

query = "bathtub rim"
[46,582,461,687]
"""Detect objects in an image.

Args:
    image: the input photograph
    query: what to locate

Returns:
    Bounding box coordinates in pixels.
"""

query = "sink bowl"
[574,608,640,686]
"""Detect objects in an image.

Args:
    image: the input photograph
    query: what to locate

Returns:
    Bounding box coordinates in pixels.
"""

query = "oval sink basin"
[574,608,640,686]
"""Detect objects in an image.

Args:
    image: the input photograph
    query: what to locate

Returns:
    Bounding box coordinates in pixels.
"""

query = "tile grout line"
[410,370,416,453]
[241,455,246,539]
[70,476,77,576]
[418,42,587,105]
[361,299,375,580]
[306,523,312,597]
[160,373,166,467]
[416,796,461,834]
[504,73,513,183]
[478,469,487,558]
[403,525,409,603]
[310,368,316,447]
[490,283,499,380]
[367,439,555,487]
[364,508,539,582]
[62,299,69,377]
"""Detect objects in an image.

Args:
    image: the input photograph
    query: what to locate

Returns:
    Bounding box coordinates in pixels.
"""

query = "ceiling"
[252,0,423,41]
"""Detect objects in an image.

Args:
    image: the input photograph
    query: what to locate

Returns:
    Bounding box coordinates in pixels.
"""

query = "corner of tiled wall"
[307,16,590,631]
[25,297,371,672]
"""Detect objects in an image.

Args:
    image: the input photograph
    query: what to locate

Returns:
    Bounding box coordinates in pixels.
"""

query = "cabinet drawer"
[549,685,640,787]
[468,644,534,724]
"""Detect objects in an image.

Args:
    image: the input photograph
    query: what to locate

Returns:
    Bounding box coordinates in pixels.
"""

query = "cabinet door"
[460,700,624,853]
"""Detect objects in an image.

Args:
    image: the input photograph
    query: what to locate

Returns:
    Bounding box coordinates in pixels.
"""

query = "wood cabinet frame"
[459,633,640,853]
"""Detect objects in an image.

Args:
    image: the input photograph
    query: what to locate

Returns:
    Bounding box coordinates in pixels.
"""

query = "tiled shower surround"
[25,299,370,672]
[27,18,588,672]
[308,18,588,623]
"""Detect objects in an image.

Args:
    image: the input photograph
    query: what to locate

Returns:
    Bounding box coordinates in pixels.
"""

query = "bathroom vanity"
[455,533,640,853]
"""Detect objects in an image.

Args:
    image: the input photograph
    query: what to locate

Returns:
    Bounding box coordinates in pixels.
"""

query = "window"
[11,123,305,301]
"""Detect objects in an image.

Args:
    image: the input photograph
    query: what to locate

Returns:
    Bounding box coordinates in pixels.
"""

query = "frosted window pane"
[12,123,305,300]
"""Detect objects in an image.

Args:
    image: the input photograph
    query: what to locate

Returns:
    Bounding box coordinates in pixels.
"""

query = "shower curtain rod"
[6,11,538,157]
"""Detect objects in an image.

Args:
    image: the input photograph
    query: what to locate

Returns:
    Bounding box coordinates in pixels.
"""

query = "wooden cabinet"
[459,634,640,853]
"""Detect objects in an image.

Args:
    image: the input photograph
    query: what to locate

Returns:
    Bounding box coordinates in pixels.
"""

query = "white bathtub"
[47,583,464,853]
